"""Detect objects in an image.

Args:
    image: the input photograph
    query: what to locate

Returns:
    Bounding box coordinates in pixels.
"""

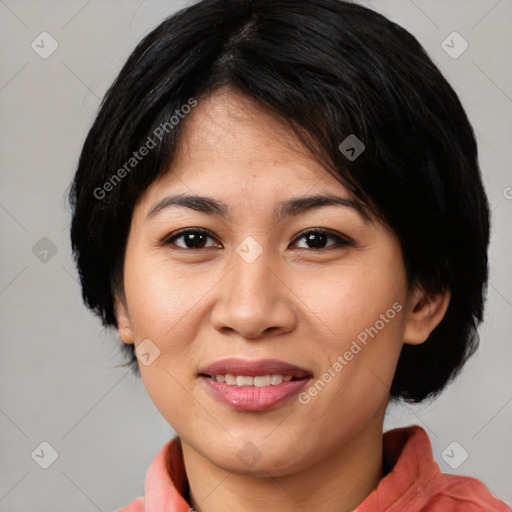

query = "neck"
[181,415,385,512]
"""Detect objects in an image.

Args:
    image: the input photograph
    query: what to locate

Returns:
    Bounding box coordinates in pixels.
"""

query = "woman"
[68,0,510,510]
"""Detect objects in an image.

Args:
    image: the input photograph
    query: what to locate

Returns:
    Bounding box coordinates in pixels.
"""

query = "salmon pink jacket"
[117,425,510,512]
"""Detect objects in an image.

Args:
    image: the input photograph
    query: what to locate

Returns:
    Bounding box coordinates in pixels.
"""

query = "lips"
[198,358,313,411]
[198,358,312,379]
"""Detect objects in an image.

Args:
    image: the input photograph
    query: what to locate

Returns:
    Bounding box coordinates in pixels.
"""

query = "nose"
[210,245,297,340]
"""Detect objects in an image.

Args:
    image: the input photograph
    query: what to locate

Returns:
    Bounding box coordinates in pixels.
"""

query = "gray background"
[0,0,511,510]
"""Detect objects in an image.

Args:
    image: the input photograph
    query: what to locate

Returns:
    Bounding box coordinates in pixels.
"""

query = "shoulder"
[377,426,510,512]
[419,473,510,512]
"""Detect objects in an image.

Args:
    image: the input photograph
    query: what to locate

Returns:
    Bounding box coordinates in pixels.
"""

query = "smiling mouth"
[199,373,312,411]
[197,357,313,410]
[200,373,307,387]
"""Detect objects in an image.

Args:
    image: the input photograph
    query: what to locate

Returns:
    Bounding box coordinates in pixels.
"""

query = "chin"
[207,440,311,477]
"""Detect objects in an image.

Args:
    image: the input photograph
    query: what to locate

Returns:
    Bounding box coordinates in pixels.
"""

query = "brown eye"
[163,229,221,249]
[291,229,352,250]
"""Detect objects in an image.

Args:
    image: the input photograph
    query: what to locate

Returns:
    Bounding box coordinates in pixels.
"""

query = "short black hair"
[68,0,490,402]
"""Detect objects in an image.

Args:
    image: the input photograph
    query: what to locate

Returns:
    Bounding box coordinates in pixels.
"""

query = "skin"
[115,87,450,512]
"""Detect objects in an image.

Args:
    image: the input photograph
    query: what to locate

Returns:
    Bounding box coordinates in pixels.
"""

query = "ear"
[114,292,135,345]
[403,287,451,345]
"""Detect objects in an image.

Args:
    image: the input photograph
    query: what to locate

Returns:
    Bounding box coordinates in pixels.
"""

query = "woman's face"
[115,88,422,475]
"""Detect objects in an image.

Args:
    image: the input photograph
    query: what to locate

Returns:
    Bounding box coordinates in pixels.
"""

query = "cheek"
[297,257,406,343]
[128,265,203,416]
[295,257,407,403]
[124,255,206,340]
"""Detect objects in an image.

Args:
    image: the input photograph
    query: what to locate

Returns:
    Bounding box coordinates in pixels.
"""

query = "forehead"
[142,87,353,204]
[176,87,305,155]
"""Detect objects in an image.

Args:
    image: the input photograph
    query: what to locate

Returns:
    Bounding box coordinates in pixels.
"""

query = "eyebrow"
[145,192,371,223]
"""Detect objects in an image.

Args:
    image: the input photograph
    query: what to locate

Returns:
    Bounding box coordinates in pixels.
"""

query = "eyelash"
[161,228,353,251]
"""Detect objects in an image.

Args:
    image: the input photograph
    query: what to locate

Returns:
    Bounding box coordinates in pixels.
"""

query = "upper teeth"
[211,374,294,387]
